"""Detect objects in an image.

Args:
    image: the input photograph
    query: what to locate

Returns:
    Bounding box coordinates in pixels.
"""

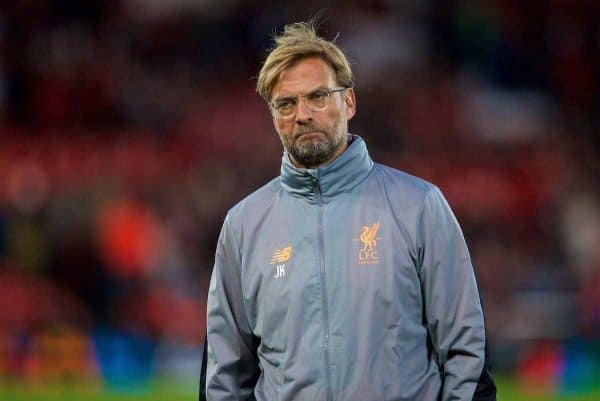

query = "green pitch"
[1,378,194,401]
[2,375,599,400]
[494,375,600,401]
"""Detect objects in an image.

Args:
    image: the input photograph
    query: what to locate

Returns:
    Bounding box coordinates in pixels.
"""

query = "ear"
[344,88,356,120]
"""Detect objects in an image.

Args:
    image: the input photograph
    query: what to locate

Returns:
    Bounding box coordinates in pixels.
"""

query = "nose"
[295,95,313,123]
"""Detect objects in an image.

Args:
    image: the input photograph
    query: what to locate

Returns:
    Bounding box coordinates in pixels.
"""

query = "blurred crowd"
[0,0,599,394]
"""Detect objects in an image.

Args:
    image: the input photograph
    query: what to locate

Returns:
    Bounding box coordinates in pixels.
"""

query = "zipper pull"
[312,177,321,193]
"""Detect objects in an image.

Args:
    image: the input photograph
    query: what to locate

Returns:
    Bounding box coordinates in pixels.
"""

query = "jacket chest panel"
[241,201,321,347]
[320,198,423,321]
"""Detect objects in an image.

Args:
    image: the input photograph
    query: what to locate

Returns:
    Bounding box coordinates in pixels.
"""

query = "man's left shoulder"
[372,162,437,201]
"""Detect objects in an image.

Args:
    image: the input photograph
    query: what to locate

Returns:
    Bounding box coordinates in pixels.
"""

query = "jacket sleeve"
[418,187,496,401]
[203,214,260,401]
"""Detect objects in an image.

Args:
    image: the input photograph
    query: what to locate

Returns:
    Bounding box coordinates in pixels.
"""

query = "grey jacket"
[201,135,496,401]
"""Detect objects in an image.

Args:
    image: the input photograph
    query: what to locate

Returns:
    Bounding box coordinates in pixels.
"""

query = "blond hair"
[256,21,354,102]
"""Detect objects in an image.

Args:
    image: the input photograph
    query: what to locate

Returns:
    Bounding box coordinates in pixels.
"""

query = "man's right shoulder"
[226,176,281,223]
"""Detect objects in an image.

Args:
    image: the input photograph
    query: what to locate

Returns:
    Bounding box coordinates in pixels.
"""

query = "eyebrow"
[273,95,296,101]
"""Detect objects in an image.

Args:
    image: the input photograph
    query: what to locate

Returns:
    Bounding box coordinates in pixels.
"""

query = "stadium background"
[1,1,599,400]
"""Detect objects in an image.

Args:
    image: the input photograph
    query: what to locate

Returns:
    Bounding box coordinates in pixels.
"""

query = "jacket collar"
[280,134,374,202]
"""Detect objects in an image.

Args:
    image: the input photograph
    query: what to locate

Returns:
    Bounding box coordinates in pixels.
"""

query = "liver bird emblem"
[359,222,380,251]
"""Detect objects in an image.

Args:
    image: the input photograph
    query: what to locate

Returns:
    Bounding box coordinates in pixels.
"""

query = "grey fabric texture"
[205,135,494,401]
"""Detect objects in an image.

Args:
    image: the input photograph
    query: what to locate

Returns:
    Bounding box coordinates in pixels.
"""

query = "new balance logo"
[270,246,292,279]
[270,246,292,264]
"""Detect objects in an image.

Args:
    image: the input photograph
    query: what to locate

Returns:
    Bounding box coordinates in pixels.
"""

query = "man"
[200,22,496,401]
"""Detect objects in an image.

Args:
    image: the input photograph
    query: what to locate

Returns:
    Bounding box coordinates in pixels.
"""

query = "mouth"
[296,131,323,140]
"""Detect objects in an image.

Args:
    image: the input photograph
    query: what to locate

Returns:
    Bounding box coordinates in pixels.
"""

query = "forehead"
[272,57,337,96]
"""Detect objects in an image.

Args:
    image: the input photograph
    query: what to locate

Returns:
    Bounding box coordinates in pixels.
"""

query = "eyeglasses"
[270,87,347,118]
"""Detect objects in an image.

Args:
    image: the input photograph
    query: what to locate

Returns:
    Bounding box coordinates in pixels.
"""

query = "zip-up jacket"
[201,135,496,401]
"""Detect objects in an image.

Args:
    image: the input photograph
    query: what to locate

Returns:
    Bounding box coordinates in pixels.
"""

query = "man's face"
[271,57,356,169]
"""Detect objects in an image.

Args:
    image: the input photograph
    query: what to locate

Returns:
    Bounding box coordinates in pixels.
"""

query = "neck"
[279,134,374,201]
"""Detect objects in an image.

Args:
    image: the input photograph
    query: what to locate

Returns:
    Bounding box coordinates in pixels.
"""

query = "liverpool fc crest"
[354,222,381,264]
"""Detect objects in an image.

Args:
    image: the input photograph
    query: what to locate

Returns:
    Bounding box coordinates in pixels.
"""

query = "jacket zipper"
[313,177,333,401]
